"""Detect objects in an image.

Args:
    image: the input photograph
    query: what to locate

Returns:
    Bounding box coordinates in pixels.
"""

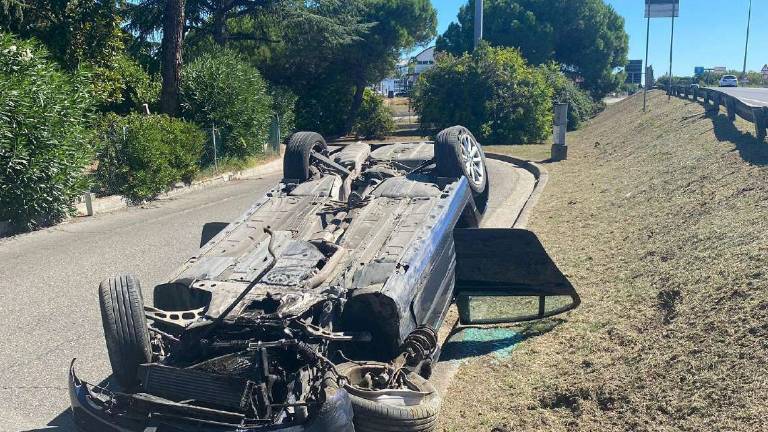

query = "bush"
[353,89,395,139]
[180,50,272,160]
[0,33,94,230]
[413,46,553,144]
[269,85,297,139]
[539,63,600,131]
[95,114,205,203]
[294,79,355,137]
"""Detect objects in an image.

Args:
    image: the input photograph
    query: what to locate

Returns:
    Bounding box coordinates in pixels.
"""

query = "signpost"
[626,60,643,85]
[644,0,679,110]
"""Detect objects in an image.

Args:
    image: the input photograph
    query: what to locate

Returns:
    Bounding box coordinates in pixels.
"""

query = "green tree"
[338,0,436,132]
[436,0,628,98]
[413,46,553,144]
[180,50,273,159]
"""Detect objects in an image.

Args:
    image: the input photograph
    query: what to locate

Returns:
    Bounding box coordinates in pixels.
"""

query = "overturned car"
[69,126,580,432]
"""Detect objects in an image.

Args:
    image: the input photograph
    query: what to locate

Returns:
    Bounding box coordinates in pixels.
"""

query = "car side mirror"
[453,228,580,325]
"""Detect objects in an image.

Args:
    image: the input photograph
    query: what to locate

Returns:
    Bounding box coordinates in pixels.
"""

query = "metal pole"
[474,0,483,50]
[212,125,218,173]
[668,1,675,100]
[743,0,752,79]
[643,14,650,112]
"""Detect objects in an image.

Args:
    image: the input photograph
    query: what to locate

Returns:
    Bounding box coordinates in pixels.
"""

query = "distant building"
[376,47,436,97]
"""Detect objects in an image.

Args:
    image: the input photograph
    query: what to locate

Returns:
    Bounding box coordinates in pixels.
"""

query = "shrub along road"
[0,157,531,431]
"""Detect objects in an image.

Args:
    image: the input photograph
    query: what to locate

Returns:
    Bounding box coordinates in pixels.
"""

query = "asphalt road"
[0,159,533,431]
[713,86,768,107]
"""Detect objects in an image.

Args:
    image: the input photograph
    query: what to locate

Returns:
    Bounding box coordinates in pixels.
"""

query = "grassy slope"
[440,91,768,431]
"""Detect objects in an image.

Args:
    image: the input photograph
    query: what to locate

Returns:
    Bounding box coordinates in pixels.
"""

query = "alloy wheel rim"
[458,133,484,187]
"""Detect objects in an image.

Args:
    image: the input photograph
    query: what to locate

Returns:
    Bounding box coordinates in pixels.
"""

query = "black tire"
[98,274,152,389]
[329,362,441,432]
[284,132,328,181]
[435,126,489,212]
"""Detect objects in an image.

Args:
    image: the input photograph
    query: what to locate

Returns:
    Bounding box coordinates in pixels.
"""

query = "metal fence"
[668,85,768,141]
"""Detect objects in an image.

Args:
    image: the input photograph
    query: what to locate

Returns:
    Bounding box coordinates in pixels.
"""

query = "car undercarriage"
[70,126,579,432]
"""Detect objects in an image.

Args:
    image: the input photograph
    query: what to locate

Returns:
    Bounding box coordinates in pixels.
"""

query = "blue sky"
[428,0,767,76]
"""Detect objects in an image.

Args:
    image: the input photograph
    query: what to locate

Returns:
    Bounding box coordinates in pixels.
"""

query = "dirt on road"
[439,90,768,431]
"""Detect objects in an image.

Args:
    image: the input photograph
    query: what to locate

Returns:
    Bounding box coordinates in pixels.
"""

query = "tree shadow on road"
[709,113,768,166]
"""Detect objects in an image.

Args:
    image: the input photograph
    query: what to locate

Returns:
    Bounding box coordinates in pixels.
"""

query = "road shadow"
[200,221,229,247]
[709,113,768,166]
[21,411,77,432]
[439,318,564,361]
[20,376,117,432]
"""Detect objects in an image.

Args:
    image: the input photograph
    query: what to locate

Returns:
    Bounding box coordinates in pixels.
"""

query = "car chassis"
[69,127,579,432]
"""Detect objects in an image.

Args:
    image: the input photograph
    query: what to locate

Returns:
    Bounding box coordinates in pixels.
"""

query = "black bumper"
[68,361,355,432]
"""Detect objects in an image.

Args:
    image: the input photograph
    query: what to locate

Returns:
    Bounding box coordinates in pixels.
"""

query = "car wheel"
[98,274,152,389]
[329,362,441,432]
[435,126,489,212]
[284,132,328,182]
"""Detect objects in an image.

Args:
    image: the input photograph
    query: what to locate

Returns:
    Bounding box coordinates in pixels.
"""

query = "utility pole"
[474,0,483,50]
[667,1,676,101]
[742,0,752,79]
[643,14,651,112]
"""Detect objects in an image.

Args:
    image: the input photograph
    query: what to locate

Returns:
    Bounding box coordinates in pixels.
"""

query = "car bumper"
[69,361,355,432]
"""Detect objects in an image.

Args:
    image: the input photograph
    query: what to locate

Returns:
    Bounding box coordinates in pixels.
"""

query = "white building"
[376,47,436,97]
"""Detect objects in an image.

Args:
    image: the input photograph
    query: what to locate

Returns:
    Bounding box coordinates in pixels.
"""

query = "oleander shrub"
[413,46,553,144]
[353,89,394,139]
[0,33,94,230]
[94,114,205,202]
[180,50,272,160]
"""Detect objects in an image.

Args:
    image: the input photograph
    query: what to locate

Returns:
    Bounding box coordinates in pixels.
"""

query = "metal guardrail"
[668,85,768,141]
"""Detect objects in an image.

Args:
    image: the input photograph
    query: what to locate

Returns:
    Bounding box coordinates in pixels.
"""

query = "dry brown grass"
[439,90,768,431]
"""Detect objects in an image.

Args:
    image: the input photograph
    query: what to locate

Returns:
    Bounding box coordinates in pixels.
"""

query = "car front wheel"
[98,274,152,389]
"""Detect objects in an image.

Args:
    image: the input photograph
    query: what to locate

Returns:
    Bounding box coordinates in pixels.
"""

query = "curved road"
[0,158,535,431]
[712,86,768,107]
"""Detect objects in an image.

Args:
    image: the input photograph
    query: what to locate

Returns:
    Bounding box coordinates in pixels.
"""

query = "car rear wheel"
[435,126,489,212]
[98,274,152,389]
[329,362,441,432]
[284,132,328,182]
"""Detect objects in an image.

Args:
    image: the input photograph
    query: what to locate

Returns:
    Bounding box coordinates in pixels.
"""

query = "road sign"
[694,66,705,77]
[645,0,679,18]
[626,60,643,84]
[762,64,768,80]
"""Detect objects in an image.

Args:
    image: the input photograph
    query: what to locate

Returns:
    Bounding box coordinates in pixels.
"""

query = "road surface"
[712,86,768,107]
[0,158,535,431]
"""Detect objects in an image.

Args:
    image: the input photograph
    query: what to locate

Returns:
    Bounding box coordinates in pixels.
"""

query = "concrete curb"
[73,157,283,218]
[484,152,549,229]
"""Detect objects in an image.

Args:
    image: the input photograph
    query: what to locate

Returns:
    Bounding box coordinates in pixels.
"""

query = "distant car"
[719,75,738,87]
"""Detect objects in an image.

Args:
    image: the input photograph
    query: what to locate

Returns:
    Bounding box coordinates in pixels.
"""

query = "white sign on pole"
[645,0,679,18]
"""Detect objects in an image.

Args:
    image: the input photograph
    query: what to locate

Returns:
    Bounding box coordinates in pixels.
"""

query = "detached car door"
[453,228,580,325]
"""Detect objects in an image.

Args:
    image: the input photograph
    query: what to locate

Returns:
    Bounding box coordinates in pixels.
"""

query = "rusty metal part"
[303,242,347,289]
